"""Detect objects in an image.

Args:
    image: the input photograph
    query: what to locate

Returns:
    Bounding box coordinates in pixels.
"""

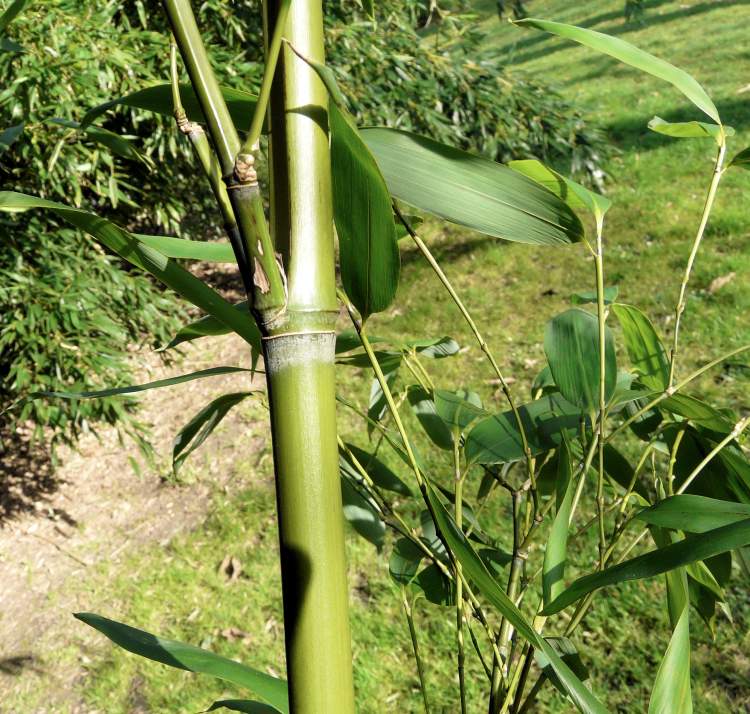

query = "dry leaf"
[708,272,735,294]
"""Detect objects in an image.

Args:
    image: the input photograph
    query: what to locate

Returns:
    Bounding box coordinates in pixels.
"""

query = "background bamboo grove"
[1,0,749,712]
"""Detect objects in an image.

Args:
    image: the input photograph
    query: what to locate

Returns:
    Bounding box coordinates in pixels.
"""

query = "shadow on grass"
[498,0,749,67]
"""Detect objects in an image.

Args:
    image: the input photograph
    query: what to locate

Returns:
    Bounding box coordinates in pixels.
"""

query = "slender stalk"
[395,206,537,501]
[168,38,251,289]
[454,439,467,714]
[402,588,431,714]
[676,417,750,495]
[593,217,607,565]
[165,0,285,323]
[606,343,750,443]
[242,0,293,155]
[668,142,727,386]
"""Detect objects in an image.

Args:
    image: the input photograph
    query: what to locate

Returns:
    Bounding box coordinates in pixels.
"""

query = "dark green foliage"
[0,0,606,445]
[0,0,188,445]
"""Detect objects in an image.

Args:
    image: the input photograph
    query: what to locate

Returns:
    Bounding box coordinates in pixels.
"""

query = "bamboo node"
[234,152,258,186]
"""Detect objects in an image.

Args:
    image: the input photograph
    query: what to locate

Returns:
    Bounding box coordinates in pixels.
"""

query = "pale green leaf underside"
[361,128,584,246]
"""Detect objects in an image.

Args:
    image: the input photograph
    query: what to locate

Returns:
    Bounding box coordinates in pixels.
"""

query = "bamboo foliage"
[3,4,750,714]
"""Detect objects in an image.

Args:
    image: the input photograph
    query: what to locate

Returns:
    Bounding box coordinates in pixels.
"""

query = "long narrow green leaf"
[465,393,582,465]
[424,484,608,713]
[0,123,24,155]
[543,438,575,606]
[0,192,261,356]
[637,495,750,533]
[75,613,288,713]
[35,367,252,400]
[135,234,236,262]
[361,128,584,246]
[544,309,617,414]
[543,517,750,615]
[49,118,149,165]
[330,103,400,319]
[82,83,258,130]
[163,302,250,350]
[207,701,280,714]
[648,116,729,143]
[612,303,669,391]
[514,18,720,123]
[173,392,253,473]
[508,158,611,219]
[648,608,692,714]
[0,0,31,33]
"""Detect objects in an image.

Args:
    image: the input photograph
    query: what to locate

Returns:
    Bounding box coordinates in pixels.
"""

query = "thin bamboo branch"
[668,142,727,386]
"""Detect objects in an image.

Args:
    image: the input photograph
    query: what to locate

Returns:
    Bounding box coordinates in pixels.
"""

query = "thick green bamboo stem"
[264,335,354,714]
[263,0,354,711]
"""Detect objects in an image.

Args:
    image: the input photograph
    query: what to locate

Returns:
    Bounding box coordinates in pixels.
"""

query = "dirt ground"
[0,330,263,713]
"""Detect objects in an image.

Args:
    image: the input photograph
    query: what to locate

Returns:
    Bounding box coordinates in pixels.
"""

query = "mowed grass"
[16,1,750,713]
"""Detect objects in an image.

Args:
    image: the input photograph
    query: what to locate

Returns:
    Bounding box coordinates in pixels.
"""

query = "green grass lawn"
[18,1,750,712]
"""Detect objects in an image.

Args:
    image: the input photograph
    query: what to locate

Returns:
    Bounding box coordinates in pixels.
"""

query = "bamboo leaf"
[543,517,750,615]
[571,287,618,306]
[0,0,31,33]
[544,309,617,414]
[423,484,609,713]
[514,18,720,123]
[465,393,582,465]
[173,392,253,473]
[49,118,149,165]
[648,116,730,143]
[0,123,24,155]
[74,613,288,713]
[340,474,385,547]
[637,495,750,533]
[82,83,258,130]
[648,608,692,714]
[0,192,261,356]
[136,234,236,262]
[660,393,734,433]
[361,128,584,245]
[434,389,489,431]
[728,147,750,170]
[206,700,280,714]
[35,367,252,400]
[543,438,575,607]
[389,537,424,585]
[408,336,460,359]
[330,102,400,319]
[289,46,400,319]
[407,386,454,450]
[343,443,413,496]
[508,158,611,219]
[163,302,250,350]
[0,36,24,52]
[612,303,669,391]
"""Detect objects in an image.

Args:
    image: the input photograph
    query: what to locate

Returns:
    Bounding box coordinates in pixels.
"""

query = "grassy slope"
[16,1,750,712]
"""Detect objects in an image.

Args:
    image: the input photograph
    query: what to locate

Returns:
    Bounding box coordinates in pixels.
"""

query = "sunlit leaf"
[648,607,692,714]
[544,308,616,414]
[173,392,253,473]
[82,83,258,130]
[543,517,750,615]
[515,18,720,123]
[0,192,262,356]
[648,116,730,143]
[362,128,584,246]
[612,303,669,391]
[74,613,288,713]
